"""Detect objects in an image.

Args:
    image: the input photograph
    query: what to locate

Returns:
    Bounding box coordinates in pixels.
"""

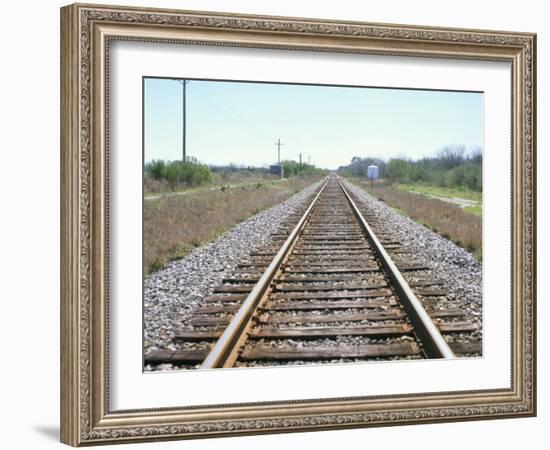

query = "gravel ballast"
[144,180,324,359]
[341,179,483,343]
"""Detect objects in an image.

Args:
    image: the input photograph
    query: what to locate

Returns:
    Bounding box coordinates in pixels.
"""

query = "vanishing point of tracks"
[146,176,480,369]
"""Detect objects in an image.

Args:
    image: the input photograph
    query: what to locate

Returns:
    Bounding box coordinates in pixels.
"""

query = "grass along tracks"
[144,176,288,200]
[397,183,482,216]
[144,177,322,274]
[351,179,482,261]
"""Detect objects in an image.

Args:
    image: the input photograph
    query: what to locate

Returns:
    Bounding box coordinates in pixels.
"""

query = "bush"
[385,158,410,180]
[145,158,213,189]
[147,159,166,180]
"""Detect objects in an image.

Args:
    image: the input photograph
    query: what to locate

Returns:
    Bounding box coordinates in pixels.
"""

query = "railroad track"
[146,176,480,369]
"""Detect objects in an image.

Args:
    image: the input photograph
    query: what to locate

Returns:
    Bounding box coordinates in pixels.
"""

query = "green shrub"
[147,159,166,180]
[385,158,409,180]
[145,158,213,189]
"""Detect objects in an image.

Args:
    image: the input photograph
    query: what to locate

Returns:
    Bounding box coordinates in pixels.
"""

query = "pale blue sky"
[144,78,483,170]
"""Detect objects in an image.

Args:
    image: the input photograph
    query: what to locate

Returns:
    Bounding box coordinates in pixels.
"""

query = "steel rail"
[200,178,330,369]
[337,178,455,359]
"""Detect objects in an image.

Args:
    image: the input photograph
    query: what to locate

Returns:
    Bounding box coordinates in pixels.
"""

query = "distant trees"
[469,147,483,164]
[210,164,270,178]
[436,145,466,169]
[281,160,327,178]
[338,145,483,191]
[209,161,327,179]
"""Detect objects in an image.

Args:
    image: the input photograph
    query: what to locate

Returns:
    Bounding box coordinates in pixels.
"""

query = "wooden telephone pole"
[275,139,284,164]
[175,79,190,163]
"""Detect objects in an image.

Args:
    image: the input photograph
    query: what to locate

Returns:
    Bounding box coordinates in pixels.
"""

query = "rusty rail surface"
[200,179,330,368]
[337,178,455,359]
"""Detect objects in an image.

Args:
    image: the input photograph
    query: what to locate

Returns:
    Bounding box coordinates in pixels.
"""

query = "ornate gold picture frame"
[60,3,536,446]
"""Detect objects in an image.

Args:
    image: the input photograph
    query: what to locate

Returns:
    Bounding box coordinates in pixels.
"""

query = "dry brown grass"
[144,177,319,273]
[144,172,281,194]
[355,180,482,260]
[144,177,171,193]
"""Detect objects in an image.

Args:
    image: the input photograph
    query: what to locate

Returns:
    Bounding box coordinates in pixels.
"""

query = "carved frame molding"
[60,3,536,446]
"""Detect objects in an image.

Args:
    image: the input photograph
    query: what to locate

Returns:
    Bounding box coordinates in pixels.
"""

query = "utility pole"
[275,139,284,164]
[308,155,311,165]
[299,153,302,168]
[175,79,190,163]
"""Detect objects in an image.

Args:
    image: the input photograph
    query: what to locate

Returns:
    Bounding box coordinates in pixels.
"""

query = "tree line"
[281,160,327,177]
[145,157,327,189]
[338,145,482,191]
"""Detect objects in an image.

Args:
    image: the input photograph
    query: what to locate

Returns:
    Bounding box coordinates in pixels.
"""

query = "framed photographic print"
[60,3,536,446]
